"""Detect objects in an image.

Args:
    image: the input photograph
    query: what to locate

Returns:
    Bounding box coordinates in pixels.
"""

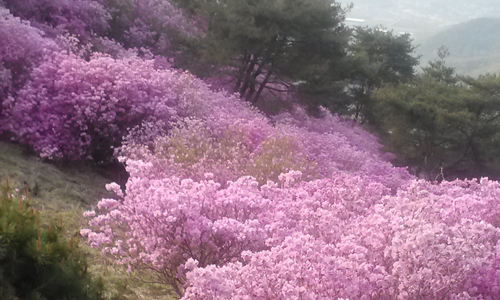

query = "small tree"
[0,178,104,300]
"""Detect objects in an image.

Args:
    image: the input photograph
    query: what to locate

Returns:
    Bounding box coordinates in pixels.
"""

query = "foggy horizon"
[337,0,500,41]
[336,0,500,75]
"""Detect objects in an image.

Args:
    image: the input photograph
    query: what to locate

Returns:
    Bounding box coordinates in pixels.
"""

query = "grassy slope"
[0,140,176,299]
[0,141,112,210]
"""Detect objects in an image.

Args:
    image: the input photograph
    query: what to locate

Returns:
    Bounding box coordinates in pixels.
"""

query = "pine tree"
[0,178,105,300]
[201,0,350,103]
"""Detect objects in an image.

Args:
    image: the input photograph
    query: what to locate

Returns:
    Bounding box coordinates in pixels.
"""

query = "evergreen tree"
[0,179,105,300]
[373,51,500,179]
[346,26,419,121]
[200,0,350,104]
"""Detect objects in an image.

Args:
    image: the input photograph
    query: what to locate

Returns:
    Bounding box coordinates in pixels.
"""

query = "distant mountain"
[339,0,500,41]
[417,18,500,76]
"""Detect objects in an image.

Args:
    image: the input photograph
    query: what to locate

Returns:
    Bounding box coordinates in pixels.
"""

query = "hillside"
[417,18,500,75]
[0,140,113,210]
[3,1,500,298]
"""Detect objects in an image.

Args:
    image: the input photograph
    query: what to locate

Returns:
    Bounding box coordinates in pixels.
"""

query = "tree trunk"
[245,64,265,101]
[252,70,272,103]
[239,53,260,98]
[235,52,251,92]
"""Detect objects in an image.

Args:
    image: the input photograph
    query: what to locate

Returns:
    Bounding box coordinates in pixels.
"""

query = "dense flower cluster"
[0,8,58,102]
[119,105,410,190]
[182,177,500,299]
[2,0,110,39]
[2,50,260,161]
[121,0,201,47]
[82,90,418,298]
[83,157,500,299]
[81,172,272,296]
[3,51,176,160]
[273,110,411,191]
[78,75,500,298]
[121,118,316,186]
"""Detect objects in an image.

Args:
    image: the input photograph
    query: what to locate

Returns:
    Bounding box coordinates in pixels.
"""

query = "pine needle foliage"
[0,178,105,300]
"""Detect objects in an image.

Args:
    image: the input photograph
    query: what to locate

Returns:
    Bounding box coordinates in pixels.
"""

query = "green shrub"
[0,178,105,300]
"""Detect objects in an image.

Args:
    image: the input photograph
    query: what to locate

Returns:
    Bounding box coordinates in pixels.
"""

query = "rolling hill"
[417,18,500,76]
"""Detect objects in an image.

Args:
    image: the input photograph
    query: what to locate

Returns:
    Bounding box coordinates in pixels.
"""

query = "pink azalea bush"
[121,118,317,186]
[90,36,144,59]
[78,65,418,296]
[82,164,398,297]
[2,0,110,40]
[105,0,201,55]
[3,51,177,160]
[75,59,500,298]
[120,104,410,189]
[275,121,410,191]
[82,91,415,296]
[81,170,273,296]
[2,49,261,161]
[84,161,500,299]
[0,8,58,102]
[182,177,500,299]
[0,19,427,295]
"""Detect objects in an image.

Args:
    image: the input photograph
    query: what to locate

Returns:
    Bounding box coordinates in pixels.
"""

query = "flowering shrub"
[182,177,500,299]
[248,134,317,184]
[274,108,412,191]
[90,36,141,59]
[2,0,110,40]
[81,173,272,297]
[85,137,500,300]
[82,169,388,297]
[275,107,386,158]
[76,57,422,296]
[0,8,58,102]
[121,118,317,186]
[3,51,179,160]
[104,0,201,55]
[73,52,500,298]
[141,119,264,184]
[3,50,261,161]
[120,103,410,190]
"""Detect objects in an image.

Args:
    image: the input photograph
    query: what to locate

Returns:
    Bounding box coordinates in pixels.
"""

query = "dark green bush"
[0,178,105,300]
